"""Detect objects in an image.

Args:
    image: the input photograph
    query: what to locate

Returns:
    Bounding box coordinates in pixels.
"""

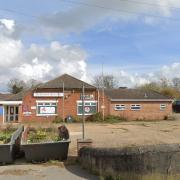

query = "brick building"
[0,74,173,123]
[100,88,172,120]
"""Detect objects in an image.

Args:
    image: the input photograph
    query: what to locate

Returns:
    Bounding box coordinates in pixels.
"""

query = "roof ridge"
[38,73,96,89]
[63,73,95,87]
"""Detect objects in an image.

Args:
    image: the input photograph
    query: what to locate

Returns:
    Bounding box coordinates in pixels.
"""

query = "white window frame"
[77,100,97,116]
[36,100,58,116]
[131,104,141,111]
[160,104,166,111]
[114,104,126,111]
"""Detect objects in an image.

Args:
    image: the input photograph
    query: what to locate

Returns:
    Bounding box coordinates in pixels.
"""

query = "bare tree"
[7,79,26,94]
[7,78,41,94]
[172,77,180,90]
[137,82,160,92]
[93,74,119,89]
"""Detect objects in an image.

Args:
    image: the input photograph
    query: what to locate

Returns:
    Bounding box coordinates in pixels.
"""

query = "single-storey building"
[100,88,172,120]
[0,74,173,123]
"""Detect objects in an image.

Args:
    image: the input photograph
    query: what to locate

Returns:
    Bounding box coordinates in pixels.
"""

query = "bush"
[0,133,11,144]
[52,116,63,124]
[73,116,82,123]
[0,125,17,144]
[27,127,62,143]
[86,112,103,122]
[28,130,47,143]
[104,115,127,123]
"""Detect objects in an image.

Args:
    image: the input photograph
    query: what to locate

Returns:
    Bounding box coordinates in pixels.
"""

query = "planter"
[21,127,70,162]
[0,126,24,164]
[22,140,70,162]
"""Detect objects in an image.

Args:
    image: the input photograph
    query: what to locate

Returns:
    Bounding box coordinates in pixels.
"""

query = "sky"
[0,0,180,91]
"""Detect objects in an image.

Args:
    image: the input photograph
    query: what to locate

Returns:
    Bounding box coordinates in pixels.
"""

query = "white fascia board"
[110,99,173,102]
[0,101,22,105]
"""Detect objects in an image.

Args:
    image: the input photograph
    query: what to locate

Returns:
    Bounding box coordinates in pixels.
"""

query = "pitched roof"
[37,74,96,90]
[6,90,27,101]
[104,88,172,101]
[0,93,13,101]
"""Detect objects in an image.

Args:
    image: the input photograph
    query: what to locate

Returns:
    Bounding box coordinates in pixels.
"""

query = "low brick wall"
[79,144,180,177]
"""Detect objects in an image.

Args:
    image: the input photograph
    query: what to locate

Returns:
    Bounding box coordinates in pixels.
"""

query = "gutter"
[0,101,22,105]
[110,99,173,102]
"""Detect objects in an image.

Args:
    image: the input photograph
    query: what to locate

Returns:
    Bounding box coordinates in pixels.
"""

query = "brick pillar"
[77,139,93,155]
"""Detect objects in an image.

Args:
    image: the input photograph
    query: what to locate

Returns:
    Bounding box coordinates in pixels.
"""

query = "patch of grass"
[104,115,127,124]
[86,113,127,123]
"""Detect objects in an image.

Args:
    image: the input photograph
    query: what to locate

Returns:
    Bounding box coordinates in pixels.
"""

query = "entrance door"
[5,106,19,123]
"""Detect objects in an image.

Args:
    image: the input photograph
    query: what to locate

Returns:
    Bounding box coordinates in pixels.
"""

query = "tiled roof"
[6,90,28,101]
[0,93,13,101]
[104,88,172,100]
[37,74,96,90]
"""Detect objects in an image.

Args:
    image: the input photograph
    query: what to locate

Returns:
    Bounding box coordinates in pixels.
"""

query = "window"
[131,104,141,111]
[36,101,57,116]
[114,104,126,111]
[160,104,166,111]
[77,101,97,115]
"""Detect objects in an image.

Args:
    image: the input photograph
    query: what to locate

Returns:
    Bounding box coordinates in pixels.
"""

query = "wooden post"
[62,82,65,122]
[82,84,85,140]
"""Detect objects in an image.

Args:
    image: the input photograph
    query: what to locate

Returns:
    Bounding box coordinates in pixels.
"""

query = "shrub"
[52,116,63,124]
[72,116,82,123]
[28,130,47,143]
[0,133,11,144]
[86,112,103,122]
[0,125,17,144]
[27,127,63,143]
[104,115,127,123]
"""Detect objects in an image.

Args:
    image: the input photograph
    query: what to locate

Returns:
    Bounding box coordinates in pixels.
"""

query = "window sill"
[114,109,126,111]
[77,113,94,116]
[131,109,141,111]
[36,114,58,116]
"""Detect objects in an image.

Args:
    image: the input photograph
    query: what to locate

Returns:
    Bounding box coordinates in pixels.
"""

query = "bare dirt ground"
[66,113,180,156]
[21,113,180,156]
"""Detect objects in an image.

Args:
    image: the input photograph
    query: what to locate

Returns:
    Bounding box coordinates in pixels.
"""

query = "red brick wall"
[98,91,172,120]
[0,115,3,124]
[21,89,98,123]
[98,90,111,116]
[109,101,172,120]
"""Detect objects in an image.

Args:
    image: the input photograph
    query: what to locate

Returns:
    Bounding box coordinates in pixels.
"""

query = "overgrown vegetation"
[0,125,17,144]
[52,116,63,124]
[27,127,62,143]
[86,112,127,123]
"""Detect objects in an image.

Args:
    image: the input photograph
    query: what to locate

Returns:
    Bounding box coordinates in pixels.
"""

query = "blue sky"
[0,0,180,91]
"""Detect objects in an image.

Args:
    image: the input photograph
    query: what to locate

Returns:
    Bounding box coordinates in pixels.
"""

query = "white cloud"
[39,0,180,34]
[0,19,15,32]
[88,62,180,88]
[17,58,53,80]
[116,62,180,87]
[0,19,88,91]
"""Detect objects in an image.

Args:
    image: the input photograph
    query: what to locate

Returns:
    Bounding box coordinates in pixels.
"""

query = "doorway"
[4,105,19,123]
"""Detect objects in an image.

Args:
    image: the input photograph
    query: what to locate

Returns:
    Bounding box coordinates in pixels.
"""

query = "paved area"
[0,163,98,180]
